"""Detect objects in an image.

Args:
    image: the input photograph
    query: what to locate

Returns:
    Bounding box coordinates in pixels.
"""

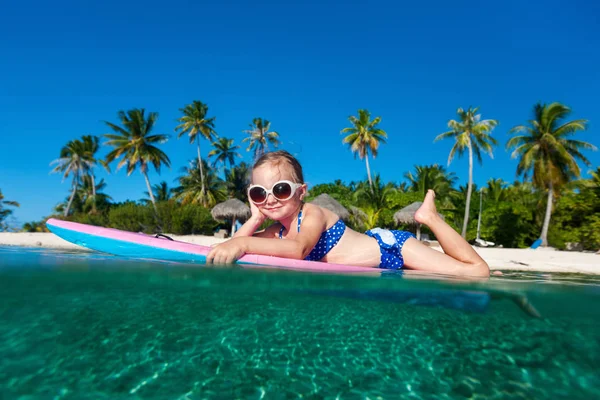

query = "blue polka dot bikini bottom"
[365,228,416,269]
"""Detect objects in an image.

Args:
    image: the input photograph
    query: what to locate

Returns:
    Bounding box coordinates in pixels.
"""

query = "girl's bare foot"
[415,190,441,226]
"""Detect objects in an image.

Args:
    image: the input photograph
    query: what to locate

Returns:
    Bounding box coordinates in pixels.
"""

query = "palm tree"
[225,162,251,202]
[173,159,228,207]
[208,137,241,170]
[50,138,88,216]
[485,178,509,203]
[75,175,112,214]
[590,167,600,185]
[405,164,457,202]
[142,181,174,204]
[341,109,387,190]
[586,167,600,191]
[104,108,171,213]
[175,101,217,194]
[242,118,280,161]
[80,135,109,213]
[54,174,112,217]
[354,175,397,210]
[507,102,596,246]
[435,106,498,238]
[0,189,20,231]
[50,135,107,216]
[505,181,545,214]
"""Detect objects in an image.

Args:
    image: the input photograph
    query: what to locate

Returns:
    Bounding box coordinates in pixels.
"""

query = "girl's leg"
[401,190,490,277]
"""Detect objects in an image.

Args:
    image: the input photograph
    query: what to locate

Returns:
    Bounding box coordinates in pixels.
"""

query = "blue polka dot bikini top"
[278,206,346,261]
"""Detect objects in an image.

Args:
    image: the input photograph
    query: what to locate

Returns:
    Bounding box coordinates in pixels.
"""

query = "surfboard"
[43,219,500,313]
[45,218,379,274]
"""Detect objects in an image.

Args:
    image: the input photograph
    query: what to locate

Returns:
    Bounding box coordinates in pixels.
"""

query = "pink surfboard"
[46,218,379,274]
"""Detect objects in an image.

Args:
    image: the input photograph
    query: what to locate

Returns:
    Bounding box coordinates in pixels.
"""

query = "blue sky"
[1,0,599,226]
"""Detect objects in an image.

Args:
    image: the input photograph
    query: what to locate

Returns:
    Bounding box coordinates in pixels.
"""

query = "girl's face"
[250,162,306,220]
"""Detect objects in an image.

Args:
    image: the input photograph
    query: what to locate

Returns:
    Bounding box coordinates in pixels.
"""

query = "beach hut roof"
[394,202,423,225]
[309,193,350,220]
[349,205,368,221]
[211,198,251,222]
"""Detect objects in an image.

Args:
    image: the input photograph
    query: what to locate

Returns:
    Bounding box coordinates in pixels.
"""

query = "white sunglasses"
[247,180,303,204]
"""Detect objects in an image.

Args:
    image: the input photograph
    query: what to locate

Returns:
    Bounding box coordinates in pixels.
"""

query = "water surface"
[0,246,598,399]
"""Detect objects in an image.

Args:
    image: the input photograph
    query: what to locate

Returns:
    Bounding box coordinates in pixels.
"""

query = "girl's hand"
[206,237,247,265]
[249,200,267,225]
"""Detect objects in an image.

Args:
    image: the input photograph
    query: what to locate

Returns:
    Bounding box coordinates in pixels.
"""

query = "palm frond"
[508,102,595,190]
[553,119,588,137]
[434,130,457,142]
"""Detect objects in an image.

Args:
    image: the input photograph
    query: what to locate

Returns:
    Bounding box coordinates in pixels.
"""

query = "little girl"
[207,151,490,277]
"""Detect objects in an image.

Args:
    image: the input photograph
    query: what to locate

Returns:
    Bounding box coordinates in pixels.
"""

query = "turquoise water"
[0,247,599,399]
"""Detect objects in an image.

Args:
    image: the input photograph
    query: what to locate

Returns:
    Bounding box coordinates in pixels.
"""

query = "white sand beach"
[0,232,227,250]
[1,232,598,274]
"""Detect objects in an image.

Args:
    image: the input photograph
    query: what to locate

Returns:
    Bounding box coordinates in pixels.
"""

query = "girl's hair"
[253,151,304,183]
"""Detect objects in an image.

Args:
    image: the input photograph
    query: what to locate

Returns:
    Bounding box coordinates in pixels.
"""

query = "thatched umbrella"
[393,201,442,240]
[349,205,368,227]
[309,193,350,220]
[211,198,251,236]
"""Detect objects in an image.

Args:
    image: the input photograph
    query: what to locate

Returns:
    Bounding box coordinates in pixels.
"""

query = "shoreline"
[1,232,598,275]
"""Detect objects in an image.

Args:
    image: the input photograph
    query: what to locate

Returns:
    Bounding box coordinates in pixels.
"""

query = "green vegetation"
[435,107,498,238]
[341,109,387,190]
[175,101,218,195]
[208,137,241,170]
[5,101,596,250]
[104,109,171,213]
[142,181,174,204]
[225,162,251,202]
[173,159,228,207]
[242,118,280,161]
[50,135,107,216]
[507,102,596,246]
[0,189,20,231]
[405,164,457,206]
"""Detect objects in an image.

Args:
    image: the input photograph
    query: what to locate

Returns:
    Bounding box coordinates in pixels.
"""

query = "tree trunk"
[143,170,158,214]
[461,139,473,238]
[91,173,97,213]
[365,154,373,190]
[416,224,421,241]
[197,138,205,194]
[255,145,264,163]
[476,188,482,241]
[64,173,79,217]
[231,218,236,237]
[540,183,554,247]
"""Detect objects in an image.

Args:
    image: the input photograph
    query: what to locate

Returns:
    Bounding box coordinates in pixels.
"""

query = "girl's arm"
[233,215,265,238]
[232,200,276,238]
[206,208,327,264]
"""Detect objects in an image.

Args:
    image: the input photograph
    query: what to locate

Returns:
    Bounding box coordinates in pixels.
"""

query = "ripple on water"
[0,247,599,399]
